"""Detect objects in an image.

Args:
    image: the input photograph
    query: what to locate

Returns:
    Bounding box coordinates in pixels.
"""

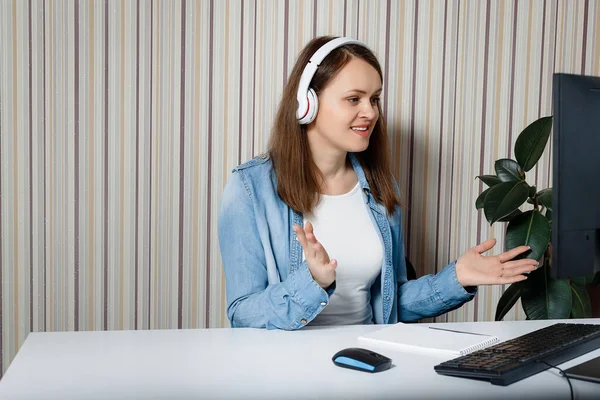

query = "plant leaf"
[483,181,530,224]
[498,209,523,223]
[570,282,592,318]
[495,159,526,182]
[495,283,521,321]
[505,210,551,261]
[476,175,502,187]
[545,209,552,223]
[475,188,490,210]
[520,266,572,319]
[571,275,596,286]
[537,188,552,211]
[514,116,553,172]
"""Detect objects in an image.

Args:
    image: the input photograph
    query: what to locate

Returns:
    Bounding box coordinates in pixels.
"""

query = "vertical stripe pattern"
[0,0,599,376]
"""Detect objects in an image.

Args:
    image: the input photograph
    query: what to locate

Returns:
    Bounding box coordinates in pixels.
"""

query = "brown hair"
[268,36,401,215]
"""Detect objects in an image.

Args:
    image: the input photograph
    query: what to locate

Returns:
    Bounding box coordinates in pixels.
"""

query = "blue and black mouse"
[332,347,392,373]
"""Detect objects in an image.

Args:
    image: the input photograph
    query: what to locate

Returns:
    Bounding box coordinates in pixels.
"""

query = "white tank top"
[304,182,384,326]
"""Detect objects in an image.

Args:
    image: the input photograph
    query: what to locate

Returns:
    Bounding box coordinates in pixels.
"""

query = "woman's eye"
[347,96,380,104]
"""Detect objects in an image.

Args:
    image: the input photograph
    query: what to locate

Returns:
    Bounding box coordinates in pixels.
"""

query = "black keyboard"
[434,323,600,386]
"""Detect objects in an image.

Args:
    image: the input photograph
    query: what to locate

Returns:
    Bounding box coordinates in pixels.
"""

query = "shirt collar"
[348,153,371,195]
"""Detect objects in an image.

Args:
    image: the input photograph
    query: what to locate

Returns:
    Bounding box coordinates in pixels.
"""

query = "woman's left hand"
[455,239,539,287]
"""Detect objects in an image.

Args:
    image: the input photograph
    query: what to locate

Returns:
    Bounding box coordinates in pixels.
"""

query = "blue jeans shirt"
[217,152,475,330]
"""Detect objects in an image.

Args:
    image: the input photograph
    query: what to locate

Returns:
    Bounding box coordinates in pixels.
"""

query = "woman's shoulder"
[226,152,276,193]
[232,152,273,174]
[222,152,278,207]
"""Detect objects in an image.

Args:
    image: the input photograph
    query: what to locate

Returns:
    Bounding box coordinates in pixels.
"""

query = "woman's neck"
[310,151,357,196]
[312,152,347,180]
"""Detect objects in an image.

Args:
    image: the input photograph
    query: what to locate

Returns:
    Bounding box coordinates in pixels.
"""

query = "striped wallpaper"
[0,0,598,377]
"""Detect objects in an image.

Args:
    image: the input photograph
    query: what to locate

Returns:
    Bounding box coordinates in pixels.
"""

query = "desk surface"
[1,319,599,399]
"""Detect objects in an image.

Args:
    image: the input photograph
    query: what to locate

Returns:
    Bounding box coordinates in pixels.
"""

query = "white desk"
[0,319,599,399]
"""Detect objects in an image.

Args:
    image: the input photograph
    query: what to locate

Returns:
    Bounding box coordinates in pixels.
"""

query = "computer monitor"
[551,73,600,279]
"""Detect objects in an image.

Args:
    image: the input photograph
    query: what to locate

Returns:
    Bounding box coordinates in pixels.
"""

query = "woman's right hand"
[293,222,337,288]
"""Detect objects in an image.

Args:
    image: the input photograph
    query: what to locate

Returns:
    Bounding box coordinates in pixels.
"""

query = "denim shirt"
[217,152,476,330]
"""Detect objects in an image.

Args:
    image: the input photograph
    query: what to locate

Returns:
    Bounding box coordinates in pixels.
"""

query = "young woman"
[217,36,538,330]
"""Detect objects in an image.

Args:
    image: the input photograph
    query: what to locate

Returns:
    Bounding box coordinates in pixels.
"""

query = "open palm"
[293,222,337,288]
[455,239,538,287]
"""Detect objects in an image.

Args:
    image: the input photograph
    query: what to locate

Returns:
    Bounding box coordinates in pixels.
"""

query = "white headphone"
[296,37,369,125]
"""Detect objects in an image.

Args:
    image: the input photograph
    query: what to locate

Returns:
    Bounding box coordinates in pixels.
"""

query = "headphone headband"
[296,37,369,124]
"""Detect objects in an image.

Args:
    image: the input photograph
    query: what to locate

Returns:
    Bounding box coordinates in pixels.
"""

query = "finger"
[511,265,538,276]
[474,238,497,254]
[499,265,536,279]
[326,260,337,278]
[306,231,318,245]
[498,245,531,263]
[313,241,330,264]
[500,274,528,284]
[293,225,311,253]
[304,223,320,246]
[305,221,314,236]
[502,258,539,270]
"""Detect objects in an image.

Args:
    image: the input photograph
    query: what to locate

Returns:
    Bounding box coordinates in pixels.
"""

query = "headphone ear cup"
[300,88,318,125]
[298,88,318,125]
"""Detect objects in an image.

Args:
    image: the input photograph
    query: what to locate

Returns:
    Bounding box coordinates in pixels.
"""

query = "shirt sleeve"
[217,171,333,330]
[397,260,477,322]
[391,202,476,322]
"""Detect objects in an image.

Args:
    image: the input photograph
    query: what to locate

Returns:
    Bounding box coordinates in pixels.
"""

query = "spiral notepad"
[358,323,499,357]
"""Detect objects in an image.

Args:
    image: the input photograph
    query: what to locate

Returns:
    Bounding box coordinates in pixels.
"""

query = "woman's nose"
[360,102,378,119]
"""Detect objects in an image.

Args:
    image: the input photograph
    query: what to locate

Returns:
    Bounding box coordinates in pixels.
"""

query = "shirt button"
[385,296,390,301]
[320,302,327,306]
[300,319,307,324]
[261,154,267,159]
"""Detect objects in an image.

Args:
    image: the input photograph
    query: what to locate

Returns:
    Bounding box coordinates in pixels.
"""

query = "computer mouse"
[332,347,392,373]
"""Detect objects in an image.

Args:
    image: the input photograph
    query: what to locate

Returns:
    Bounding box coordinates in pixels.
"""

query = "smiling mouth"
[351,127,370,137]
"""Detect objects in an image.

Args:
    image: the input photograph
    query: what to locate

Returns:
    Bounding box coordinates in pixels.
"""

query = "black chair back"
[405,258,417,281]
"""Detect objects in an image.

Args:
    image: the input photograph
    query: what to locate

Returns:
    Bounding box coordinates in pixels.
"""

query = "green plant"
[475,116,600,320]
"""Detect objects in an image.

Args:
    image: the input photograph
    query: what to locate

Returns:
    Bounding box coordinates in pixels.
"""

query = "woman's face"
[308,57,382,155]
